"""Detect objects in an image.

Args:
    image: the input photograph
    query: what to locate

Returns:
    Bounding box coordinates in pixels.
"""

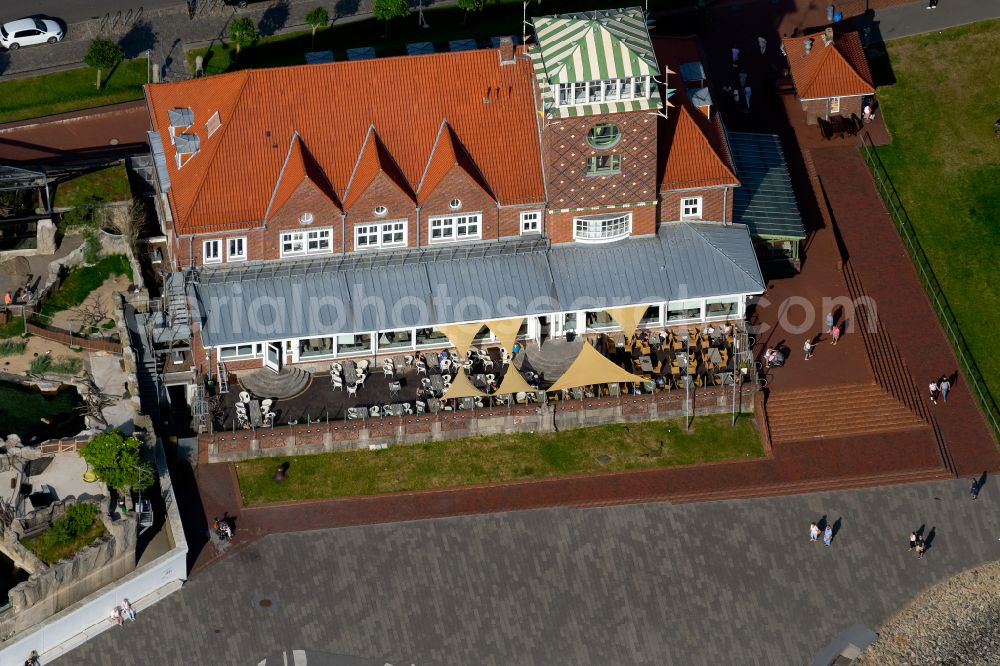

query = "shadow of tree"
[118,19,158,59]
[0,51,9,77]
[334,0,361,19]
[258,1,291,37]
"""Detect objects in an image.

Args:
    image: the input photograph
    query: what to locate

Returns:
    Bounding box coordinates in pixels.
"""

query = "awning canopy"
[487,317,524,352]
[436,322,485,357]
[496,368,534,395]
[442,369,487,400]
[549,343,645,392]
[604,305,648,339]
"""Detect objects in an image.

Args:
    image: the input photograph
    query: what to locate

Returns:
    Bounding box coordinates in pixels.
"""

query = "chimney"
[823,27,834,46]
[804,38,814,54]
[498,36,515,65]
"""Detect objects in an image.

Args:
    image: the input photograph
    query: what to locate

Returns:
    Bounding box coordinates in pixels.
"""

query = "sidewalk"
[868,0,1000,40]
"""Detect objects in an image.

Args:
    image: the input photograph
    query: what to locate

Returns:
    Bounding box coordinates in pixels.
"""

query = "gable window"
[203,239,222,264]
[281,228,332,257]
[374,205,388,217]
[299,211,314,225]
[586,154,621,176]
[681,197,702,219]
[587,124,621,149]
[573,213,631,242]
[520,211,541,235]
[429,213,481,244]
[449,198,462,210]
[227,237,246,261]
[355,220,406,250]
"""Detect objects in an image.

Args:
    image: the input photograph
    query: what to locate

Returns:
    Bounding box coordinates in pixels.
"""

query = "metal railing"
[859,132,1000,441]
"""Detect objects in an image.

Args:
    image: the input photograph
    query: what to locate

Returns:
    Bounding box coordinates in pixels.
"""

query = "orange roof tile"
[652,36,739,190]
[266,133,340,220]
[417,121,495,204]
[145,49,545,235]
[782,30,874,100]
[342,127,414,210]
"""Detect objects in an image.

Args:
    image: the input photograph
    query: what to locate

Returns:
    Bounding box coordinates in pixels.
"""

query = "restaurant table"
[384,403,406,417]
[347,406,368,420]
[472,373,486,389]
[638,356,654,373]
[427,397,440,412]
[430,375,444,394]
[707,347,722,366]
[249,400,262,427]
[344,360,357,385]
[459,397,476,410]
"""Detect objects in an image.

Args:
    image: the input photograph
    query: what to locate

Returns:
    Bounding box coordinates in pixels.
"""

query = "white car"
[0,18,63,50]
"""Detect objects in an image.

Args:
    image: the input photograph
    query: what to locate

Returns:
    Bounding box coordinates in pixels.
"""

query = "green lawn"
[40,254,132,317]
[236,414,763,505]
[191,0,696,75]
[0,316,24,338]
[22,514,106,565]
[0,59,147,125]
[876,19,1000,403]
[54,165,132,208]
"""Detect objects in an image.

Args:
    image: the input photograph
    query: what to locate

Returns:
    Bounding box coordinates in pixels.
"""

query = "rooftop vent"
[804,38,814,54]
[168,108,194,127]
[174,132,201,169]
[498,36,515,65]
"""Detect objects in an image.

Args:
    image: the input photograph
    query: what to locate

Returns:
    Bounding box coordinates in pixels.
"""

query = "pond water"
[0,551,28,599]
[0,380,84,443]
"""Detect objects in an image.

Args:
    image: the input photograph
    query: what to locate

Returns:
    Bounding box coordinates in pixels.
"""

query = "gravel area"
[857,559,1000,665]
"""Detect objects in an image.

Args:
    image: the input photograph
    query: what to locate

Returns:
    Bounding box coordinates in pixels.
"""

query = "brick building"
[141,8,768,380]
[782,28,876,125]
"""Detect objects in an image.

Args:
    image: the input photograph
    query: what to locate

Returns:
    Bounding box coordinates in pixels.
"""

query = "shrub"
[82,230,102,264]
[50,356,83,375]
[0,339,26,357]
[29,355,52,375]
[59,199,100,232]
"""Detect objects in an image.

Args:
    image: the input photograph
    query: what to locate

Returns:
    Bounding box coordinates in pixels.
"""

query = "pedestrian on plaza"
[916,541,927,558]
[825,311,835,334]
[810,522,820,541]
[823,525,833,546]
[758,36,767,54]
[831,325,841,346]
[111,607,124,626]
[929,381,939,405]
[938,375,951,402]
[971,477,980,500]
[731,46,740,66]
[122,598,136,622]
[909,531,917,550]
[743,86,752,110]
[803,339,814,361]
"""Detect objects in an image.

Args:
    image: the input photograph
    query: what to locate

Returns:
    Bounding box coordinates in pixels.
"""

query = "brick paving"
[55,479,1000,665]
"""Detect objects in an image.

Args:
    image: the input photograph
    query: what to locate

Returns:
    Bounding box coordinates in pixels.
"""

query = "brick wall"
[543,111,658,212]
[546,204,657,244]
[800,96,865,125]
[200,385,756,463]
[659,187,734,224]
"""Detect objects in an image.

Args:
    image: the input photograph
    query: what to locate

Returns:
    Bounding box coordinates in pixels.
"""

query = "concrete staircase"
[765,383,926,444]
[239,367,312,399]
[518,338,583,381]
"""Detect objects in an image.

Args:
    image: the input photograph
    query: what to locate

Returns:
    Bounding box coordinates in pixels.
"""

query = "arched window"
[587,123,621,149]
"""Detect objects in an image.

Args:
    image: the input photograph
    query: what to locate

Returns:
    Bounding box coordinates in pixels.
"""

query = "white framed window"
[830,97,841,114]
[281,228,332,257]
[554,76,650,107]
[203,239,222,264]
[374,205,388,217]
[573,213,631,242]
[681,197,703,219]
[520,211,541,235]
[227,237,246,262]
[449,198,462,210]
[428,213,482,244]
[586,154,621,176]
[219,343,259,359]
[355,220,406,250]
[299,212,314,225]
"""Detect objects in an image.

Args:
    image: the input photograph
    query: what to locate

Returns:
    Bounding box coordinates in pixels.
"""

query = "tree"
[304,7,329,49]
[76,377,118,427]
[228,17,258,59]
[79,430,155,492]
[457,0,486,24]
[372,0,409,38]
[84,39,124,90]
[73,296,109,334]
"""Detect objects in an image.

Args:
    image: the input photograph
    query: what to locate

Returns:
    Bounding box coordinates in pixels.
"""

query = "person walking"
[831,325,841,346]
[971,478,980,500]
[909,531,917,550]
[810,522,820,541]
[929,381,939,405]
[825,311,835,334]
[823,525,833,547]
[804,339,814,361]
[938,376,951,402]
[916,541,927,558]
[122,598,136,622]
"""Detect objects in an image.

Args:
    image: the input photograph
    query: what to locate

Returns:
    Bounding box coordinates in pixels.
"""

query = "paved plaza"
[57,479,1000,665]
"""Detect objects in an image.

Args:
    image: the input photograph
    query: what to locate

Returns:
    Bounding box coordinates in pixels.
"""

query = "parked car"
[0,18,63,50]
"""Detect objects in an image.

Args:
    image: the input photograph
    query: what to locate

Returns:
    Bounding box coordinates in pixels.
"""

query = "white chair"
[404,403,413,415]
[485,373,496,383]
[370,405,381,417]
[382,363,394,377]
[463,360,473,372]
[263,412,275,427]
[416,362,427,375]
[404,355,414,367]
[239,391,251,404]
[332,377,344,392]
[347,384,358,397]
[482,357,494,370]
[357,359,370,372]
[421,377,432,389]
[515,392,527,404]
[389,381,401,399]
[333,362,343,373]
[440,358,452,372]
[356,373,367,388]
[235,402,247,413]
[474,397,484,408]
[442,374,452,387]
[261,398,273,412]
[416,401,426,414]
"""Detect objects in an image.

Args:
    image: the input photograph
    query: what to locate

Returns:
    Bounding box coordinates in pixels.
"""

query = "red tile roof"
[342,127,414,210]
[417,121,495,204]
[266,133,340,220]
[146,49,545,235]
[653,36,739,190]
[782,30,875,100]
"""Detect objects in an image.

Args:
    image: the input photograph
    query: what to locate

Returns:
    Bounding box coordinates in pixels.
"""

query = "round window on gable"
[299,211,314,225]
[449,198,462,210]
[374,205,388,217]
[588,123,621,149]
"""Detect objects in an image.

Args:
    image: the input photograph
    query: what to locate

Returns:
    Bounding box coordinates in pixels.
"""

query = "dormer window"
[299,212,314,225]
[374,205,388,217]
[449,198,462,210]
[555,76,651,108]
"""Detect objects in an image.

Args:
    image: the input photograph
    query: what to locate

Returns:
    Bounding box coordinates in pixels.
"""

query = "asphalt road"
[1,0,183,26]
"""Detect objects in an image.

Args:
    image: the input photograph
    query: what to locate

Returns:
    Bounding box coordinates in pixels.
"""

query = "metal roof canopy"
[728,132,806,240]
[678,61,705,82]
[192,223,765,347]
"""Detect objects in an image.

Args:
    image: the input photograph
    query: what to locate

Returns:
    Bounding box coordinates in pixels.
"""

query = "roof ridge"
[416,118,451,194]
[685,222,762,287]
[262,131,302,224]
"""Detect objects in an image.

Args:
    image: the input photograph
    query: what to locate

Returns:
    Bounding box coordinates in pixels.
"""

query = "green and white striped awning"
[533,7,659,84]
